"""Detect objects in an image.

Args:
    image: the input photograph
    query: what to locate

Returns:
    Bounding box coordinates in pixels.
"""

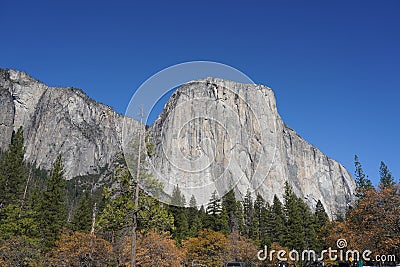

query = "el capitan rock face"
[148,78,355,216]
[0,69,355,216]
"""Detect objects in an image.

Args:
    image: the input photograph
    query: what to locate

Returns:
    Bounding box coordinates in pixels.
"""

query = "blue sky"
[1,0,399,185]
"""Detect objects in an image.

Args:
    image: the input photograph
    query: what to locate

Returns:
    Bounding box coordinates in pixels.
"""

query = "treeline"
[0,128,398,266]
[324,155,400,266]
[0,128,69,264]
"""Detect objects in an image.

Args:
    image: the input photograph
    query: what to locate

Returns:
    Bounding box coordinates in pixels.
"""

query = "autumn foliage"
[46,231,114,266]
[0,237,41,266]
[224,230,259,266]
[325,186,400,263]
[122,230,184,266]
[183,229,259,267]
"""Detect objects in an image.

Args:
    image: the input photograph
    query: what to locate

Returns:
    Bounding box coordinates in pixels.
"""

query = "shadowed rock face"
[149,78,355,216]
[0,69,355,216]
[0,69,143,179]
[0,82,14,150]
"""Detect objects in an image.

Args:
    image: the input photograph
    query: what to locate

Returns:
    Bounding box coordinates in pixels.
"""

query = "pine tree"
[260,202,273,247]
[170,185,189,242]
[207,190,222,215]
[189,195,197,208]
[379,161,395,189]
[98,167,174,258]
[354,155,373,197]
[97,168,135,243]
[235,200,245,235]
[271,195,286,245]
[314,200,329,229]
[188,195,197,224]
[0,127,39,244]
[204,191,222,231]
[242,189,254,238]
[297,198,317,251]
[188,212,202,237]
[250,216,260,243]
[70,191,94,232]
[0,203,39,241]
[171,184,186,207]
[36,154,67,251]
[138,197,174,232]
[0,127,27,208]
[253,194,265,242]
[217,205,230,234]
[198,205,208,230]
[188,195,201,237]
[283,182,305,249]
[222,189,238,232]
[314,200,329,251]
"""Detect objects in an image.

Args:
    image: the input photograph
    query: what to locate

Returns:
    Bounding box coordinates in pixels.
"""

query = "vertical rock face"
[149,78,355,217]
[0,69,143,178]
[0,69,355,216]
[0,82,15,150]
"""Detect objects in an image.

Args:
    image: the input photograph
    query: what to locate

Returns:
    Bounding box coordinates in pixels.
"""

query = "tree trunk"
[131,110,144,267]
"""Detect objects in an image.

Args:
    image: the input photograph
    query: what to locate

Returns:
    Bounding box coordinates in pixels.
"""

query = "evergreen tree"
[242,189,254,238]
[217,205,230,234]
[283,182,304,249]
[170,185,189,242]
[260,202,273,247]
[202,191,229,234]
[253,194,266,243]
[188,195,201,237]
[314,200,329,251]
[235,200,245,235]
[189,195,197,208]
[98,168,174,248]
[0,127,39,244]
[354,155,373,197]
[204,191,222,231]
[297,198,317,251]
[0,127,27,208]
[198,205,208,230]
[170,184,186,207]
[0,203,39,241]
[97,168,135,243]
[70,191,94,232]
[188,212,202,237]
[138,197,174,232]
[250,216,260,242]
[207,190,222,215]
[314,200,329,229]
[188,195,198,223]
[222,189,238,232]
[379,161,395,189]
[271,195,286,245]
[36,154,67,250]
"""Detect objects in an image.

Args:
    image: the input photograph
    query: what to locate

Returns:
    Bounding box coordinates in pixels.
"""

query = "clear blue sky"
[1,0,399,185]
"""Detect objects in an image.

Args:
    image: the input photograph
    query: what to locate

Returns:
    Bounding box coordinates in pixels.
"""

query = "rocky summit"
[0,69,356,217]
[0,69,143,179]
[148,78,355,216]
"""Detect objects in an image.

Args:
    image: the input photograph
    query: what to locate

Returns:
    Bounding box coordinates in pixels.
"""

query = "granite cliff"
[148,78,355,216]
[0,69,355,216]
[0,69,143,179]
